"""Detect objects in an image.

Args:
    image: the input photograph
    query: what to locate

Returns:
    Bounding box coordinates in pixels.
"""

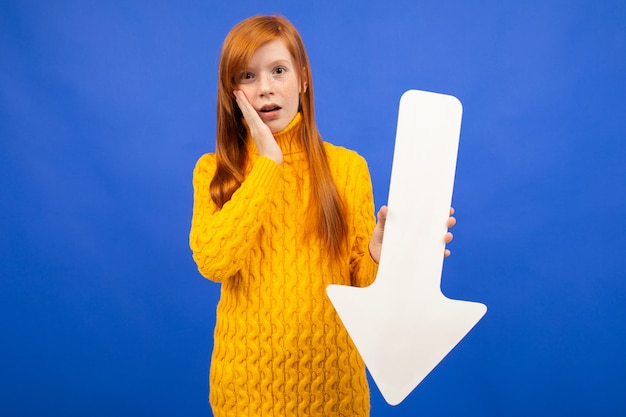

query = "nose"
[258,74,273,96]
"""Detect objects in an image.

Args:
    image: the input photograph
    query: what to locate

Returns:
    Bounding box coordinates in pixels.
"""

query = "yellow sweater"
[190,113,378,416]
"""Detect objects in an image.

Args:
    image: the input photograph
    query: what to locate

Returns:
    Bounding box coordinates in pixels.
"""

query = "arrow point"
[327,284,487,405]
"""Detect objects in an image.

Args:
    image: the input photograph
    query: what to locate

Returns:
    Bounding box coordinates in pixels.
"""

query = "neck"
[246,112,304,156]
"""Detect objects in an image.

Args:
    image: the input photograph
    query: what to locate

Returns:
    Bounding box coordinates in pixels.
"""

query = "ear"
[300,67,308,93]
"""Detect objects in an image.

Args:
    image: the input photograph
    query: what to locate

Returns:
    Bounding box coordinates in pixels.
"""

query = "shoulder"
[194,153,217,172]
[323,142,371,189]
[192,153,217,183]
[323,142,368,169]
[196,152,216,165]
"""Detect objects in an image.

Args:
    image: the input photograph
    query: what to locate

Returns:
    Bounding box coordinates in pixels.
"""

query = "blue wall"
[2,1,625,415]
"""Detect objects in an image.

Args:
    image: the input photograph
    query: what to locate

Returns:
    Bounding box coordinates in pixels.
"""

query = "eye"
[238,72,254,83]
[273,66,287,75]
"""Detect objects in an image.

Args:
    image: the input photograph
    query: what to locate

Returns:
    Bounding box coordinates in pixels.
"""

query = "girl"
[190,15,455,417]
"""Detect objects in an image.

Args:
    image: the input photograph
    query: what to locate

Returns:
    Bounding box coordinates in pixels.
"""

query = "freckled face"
[237,40,302,133]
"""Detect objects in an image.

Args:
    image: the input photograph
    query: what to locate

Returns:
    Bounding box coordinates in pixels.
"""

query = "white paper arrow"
[327,89,487,406]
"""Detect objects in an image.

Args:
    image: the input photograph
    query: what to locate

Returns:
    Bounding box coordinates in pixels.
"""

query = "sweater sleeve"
[189,154,281,282]
[348,154,379,288]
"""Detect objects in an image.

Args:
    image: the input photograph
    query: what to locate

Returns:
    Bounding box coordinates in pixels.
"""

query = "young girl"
[190,15,454,417]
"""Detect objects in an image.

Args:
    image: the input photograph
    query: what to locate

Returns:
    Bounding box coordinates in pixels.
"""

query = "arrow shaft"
[378,91,462,292]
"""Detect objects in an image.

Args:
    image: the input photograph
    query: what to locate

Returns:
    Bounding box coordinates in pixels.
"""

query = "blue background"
[2,1,625,415]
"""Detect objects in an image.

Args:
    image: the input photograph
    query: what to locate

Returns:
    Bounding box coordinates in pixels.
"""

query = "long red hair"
[210,15,348,257]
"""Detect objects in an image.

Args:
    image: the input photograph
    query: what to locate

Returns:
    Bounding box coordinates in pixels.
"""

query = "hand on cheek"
[234,90,283,164]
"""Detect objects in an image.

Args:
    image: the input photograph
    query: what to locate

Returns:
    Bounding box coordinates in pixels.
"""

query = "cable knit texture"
[190,113,378,417]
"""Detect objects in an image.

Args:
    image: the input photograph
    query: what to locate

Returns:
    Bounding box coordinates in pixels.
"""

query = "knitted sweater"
[190,113,378,417]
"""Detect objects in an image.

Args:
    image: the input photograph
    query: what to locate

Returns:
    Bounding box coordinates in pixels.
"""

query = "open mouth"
[260,105,281,113]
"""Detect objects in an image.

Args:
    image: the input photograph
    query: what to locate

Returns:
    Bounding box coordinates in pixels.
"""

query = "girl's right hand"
[234,90,283,165]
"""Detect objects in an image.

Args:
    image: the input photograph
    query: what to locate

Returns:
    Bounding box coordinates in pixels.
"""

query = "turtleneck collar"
[246,112,304,156]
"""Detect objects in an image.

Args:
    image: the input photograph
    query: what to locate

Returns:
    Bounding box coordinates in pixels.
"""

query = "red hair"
[210,15,348,257]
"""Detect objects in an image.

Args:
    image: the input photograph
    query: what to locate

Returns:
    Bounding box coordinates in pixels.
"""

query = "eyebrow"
[245,58,292,70]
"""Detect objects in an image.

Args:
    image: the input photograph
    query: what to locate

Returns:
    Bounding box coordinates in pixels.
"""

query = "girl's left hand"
[368,206,457,263]
[444,207,456,258]
[368,206,388,264]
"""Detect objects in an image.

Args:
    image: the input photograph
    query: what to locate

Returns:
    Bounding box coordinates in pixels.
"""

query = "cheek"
[284,82,301,108]
[237,85,253,99]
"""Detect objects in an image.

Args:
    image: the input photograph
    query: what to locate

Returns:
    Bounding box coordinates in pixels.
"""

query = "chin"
[268,121,288,133]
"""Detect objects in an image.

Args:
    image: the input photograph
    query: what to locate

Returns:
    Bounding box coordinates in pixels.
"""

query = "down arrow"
[327,89,487,406]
